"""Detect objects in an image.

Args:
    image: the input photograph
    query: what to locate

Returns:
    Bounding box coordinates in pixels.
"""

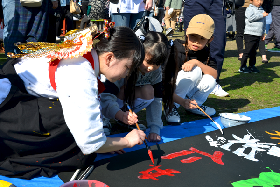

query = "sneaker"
[102,117,112,136]
[56,36,60,41]
[238,66,251,73]
[164,105,180,123]
[248,65,260,73]
[186,105,216,116]
[166,28,174,36]
[210,84,229,97]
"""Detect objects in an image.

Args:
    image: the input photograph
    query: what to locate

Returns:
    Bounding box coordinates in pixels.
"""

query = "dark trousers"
[265,6,280,48]
[56,4,74,36]
[183,0,226,83]
[235,7,266,56]
[235,7,246,54]
[240,34,261,68]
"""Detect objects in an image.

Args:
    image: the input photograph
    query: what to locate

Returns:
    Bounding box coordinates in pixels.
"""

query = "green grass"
[0,36,279,134]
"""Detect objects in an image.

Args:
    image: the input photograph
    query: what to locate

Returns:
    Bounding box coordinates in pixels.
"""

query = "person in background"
[239,0,268,73]
[1,0,55,56]
[80,0,110,29]
[56,0,74,40]
[235,0,269,64]
[109,0,153,29]
[148,0,165,24]
[265,0,280,51]
[164,0,183,37]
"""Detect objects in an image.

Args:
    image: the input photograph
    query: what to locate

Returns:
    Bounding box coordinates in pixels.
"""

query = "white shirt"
[110,0,145,14]
[0,49,106,155]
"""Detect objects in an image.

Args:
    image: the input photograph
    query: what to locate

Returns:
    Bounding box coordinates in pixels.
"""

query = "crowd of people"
[0,0,279,180]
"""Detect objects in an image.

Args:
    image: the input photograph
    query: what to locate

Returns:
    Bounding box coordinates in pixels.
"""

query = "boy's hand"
[263,11,268,17]
[182,59,198,72]
[122,111,138,125]
[147,133,161,142]
[182,99,198,109]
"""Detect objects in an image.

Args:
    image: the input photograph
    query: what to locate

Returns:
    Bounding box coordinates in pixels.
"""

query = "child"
[164,14,217,123]
[239,0,268,73]
[0,26,146,179]
[100,31,171,142]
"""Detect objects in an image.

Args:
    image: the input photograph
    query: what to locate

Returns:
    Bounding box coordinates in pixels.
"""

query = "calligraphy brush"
[185,96,224,134]
[126,104,155,164]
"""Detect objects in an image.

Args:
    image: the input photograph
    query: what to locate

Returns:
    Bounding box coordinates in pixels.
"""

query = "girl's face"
[251,0,263,7]
[138,54,160,74]
[187,34,210,51]
[101,53,133,82]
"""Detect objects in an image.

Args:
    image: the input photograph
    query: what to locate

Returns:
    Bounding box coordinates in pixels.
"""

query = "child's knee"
[198,74,216,92]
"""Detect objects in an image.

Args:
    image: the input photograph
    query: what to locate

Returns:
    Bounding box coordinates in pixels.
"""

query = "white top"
[110,0,145,14]
[0,49,106,155]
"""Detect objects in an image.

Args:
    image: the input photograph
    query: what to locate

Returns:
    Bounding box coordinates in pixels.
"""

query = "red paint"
[189,147,224,165]
[73,183,77,187]
[161,150,194,159]
[148,149,154,164]
[138,165,181,180]
[161,147,224,165]
[181,156,202,163]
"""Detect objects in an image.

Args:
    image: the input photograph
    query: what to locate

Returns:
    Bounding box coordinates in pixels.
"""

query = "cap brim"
[186,27,212,39]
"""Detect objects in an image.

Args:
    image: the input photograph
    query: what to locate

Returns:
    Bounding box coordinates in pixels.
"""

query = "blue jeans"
[2,0,17,55]
[111,11,145,29]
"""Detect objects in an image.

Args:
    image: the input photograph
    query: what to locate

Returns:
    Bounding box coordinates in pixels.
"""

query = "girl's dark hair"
[95,27,145,107]
[142,31,169,66]
[162,41,179,114]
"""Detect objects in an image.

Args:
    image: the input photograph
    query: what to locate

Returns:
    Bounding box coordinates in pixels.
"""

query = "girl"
[164,14,217,123]
[0,26,146,179]
[100,31,171,142]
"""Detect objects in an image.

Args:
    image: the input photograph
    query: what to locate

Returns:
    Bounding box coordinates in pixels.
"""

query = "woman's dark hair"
[95,27,145,107]
[142,31,169,66]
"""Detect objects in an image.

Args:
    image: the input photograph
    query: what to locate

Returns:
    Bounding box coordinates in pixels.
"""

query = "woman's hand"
[124,129,146,148]
[147,133,161,142]
[182,59,198,72]
[122,111,138,125]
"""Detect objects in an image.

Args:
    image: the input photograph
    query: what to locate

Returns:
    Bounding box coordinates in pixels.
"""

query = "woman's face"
[138,54,160,74]
[103,56,133,82]
[187,34,209,51]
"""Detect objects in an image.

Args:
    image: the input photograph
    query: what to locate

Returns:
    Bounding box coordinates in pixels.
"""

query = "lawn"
[0,35,279,134]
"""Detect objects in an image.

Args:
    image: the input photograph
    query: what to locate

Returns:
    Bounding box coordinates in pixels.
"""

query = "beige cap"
[186,14,215,39]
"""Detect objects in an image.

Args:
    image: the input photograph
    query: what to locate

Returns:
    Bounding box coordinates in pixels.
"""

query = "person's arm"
[172,93,198,109]
[96,129,146,153]
[246,6,264,22]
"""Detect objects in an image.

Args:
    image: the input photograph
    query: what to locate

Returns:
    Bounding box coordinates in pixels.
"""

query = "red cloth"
[49,52,105,93]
